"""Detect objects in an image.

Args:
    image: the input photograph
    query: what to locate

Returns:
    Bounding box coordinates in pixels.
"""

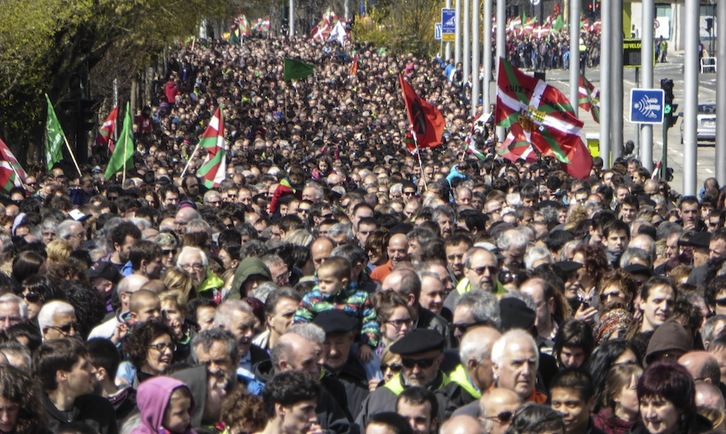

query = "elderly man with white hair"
[491,329,547,403]
[177,246,224,303]
[38,300,77,341]
[0,294,27,331]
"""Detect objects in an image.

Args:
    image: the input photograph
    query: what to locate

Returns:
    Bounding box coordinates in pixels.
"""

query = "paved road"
[485,52,719,195]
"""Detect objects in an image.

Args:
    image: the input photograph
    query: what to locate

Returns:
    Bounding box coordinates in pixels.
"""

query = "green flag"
[284,58,314,81]
[553,14,564,30]
[45,94,65,171]
[105,102,134,179]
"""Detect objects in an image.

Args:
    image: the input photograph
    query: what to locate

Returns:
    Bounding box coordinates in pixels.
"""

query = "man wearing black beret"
[313,310,370,419]
[355,329,460,430]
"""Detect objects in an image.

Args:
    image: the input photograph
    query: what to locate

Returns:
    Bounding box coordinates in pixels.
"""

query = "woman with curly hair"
[0,364,48,433]
[220,388,266,434]
[122,320,177,385]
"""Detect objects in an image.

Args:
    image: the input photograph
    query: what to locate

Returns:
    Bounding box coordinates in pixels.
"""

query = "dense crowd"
[0,32,724,434]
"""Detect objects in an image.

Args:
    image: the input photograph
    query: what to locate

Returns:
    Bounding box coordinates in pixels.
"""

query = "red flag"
[196,105,226,188]
[495,58,592,179]
[578,74,601,123]
[398,74,445,149]
[350,54,359,76]
[496,124,538,163]
[96,106,118,152]
[0,139,26,192]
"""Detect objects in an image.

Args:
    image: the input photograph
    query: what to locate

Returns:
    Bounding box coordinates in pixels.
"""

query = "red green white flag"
[578,74,601,123]
[197,104,226,188]
[496,123,537,163]
[495,58,592,179]
[0,138,26,192]
[95,106,118,152]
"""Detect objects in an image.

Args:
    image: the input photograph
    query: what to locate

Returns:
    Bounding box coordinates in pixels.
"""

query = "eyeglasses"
[401,357,437,369]
[468,265,498,275]
[403,191,416,196]
[601,291,624,302]
[453,321,484,334]
[149,342,176,352]
[22,292,41,303]
[26,182,37,186]
[381,363,403,372]
[180,263,205,272]
[48,322,78,335]
[385,318,412,328]
[499,270,519,284]
[483,411,514,424]
[162,249,177,256]
[715,298,726,307]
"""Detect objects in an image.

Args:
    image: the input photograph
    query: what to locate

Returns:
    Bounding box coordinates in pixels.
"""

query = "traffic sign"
[434,23,442,41]
[629,88,665,124]
[442,8,456,36]
[623,39,642,68]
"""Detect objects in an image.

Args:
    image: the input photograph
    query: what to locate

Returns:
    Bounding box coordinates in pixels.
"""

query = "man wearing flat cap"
[355,329,459,429]
[313,310,370,418]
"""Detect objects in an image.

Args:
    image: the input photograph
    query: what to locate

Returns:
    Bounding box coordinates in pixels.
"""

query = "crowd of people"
[0,31,724,434]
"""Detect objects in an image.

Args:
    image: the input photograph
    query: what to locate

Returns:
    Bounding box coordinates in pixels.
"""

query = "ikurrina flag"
[0,138,27,192]
[399,74,446,149]
[578,74,601,123]
[496,123,537,163]
[95,106,118,152]
[495,58,592,179]
[197,104,226,188]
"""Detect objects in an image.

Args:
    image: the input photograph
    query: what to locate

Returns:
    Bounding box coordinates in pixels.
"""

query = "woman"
[18,276,61,321]
[571,243,610,307]
[593,363,643,434]
[373,291,414,352]
[597,269,638,313]
[163,268,196,303]
[586,340,641,413]
[633,361,711,434]
[122,320,177,385]
[11,251,45,286]
[159,291,195,362]
[365,230,389,273]
[0,364,48,433]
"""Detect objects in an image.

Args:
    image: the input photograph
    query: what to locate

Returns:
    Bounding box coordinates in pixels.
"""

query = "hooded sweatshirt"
[133,376,196,434]
[644,319,694,365]
[227,258,272,300]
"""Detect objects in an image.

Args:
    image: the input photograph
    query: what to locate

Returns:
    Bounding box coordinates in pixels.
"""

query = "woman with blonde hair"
[45,239,72,264]
[593,363,643,434]
[162,268,196,303]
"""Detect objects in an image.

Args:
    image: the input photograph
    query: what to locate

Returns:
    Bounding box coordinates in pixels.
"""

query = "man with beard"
[688,230,726,286]
[98,221,141,275]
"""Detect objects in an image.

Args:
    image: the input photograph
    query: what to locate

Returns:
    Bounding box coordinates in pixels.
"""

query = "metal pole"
[113,79,118,109]
[640,0,654,171]
[463,0,471,97]
[600,0,611,167]
[634,68,640,159]
[569,0,580,117]
[716,0,726,185]
[472,0,480,116]
[345,0,349,20]
[483,0,493,109]
[455,0,462,64]
[611,0,624,158]
[496,0,506,141]
[446,0,453,60]
[289,0,295,37]
[683,0,699,195]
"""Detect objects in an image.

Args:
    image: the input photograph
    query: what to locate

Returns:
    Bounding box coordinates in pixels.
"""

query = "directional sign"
[442,8,456,41]
[434,22,442,41]
[629,88,665,124]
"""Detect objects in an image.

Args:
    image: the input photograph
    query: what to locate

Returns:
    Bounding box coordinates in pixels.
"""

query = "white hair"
[176,246,208,267]
[37,301,75,333]
[491,329,539,370]
[523,245,553,270]
[0,294,26,319]
[287,323,325,345]
[214,300,253,328]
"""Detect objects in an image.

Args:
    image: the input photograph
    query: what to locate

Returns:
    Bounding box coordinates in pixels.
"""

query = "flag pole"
[411,129,428,192]
[180,142,202,178]
[61,134,83,178]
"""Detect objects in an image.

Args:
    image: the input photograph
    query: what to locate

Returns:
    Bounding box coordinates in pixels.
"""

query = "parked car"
[680,102,716,144]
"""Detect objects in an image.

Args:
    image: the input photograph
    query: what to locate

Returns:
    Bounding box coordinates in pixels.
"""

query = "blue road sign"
[442,8,456,35]
[434,23,442,41]
[629,88,665,124]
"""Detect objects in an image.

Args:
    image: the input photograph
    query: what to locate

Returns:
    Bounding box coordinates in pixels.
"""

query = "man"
[253,288,302,352]
[0,294,27,331]
[680,196,702,231]
[100,221,141,274]
[88,274,149,341]
[451,291,501,340]
[679,351,721,384]
[550,369,602,434]
[261,371,321,434]
[356,329,452,428]
[444,234,473,285]
[37,300,77,341]
[160,185,181,207]
[313,310,369,418]
[603,220,630,268]
[689,230,726,286]
[178,246,224,302]
[214,300,269,387]
[35,338,118,433]
[128,240,163,279]
[310,236,335,272]
[618,195,639,224]
[86,338,137,421]
[89,262,122,314]
[445,326,501,416]
[519,277,560,354]
[396,387,439,434]
[639,277,677,333]
[381,269,451,344]
[444,247,501,312]
[418,272,446,318]
[182,175,202,203]
[371,234,410,282]
[491,329,547,403]
[478,388,522,434]
[203,190,222,208]
[706,277,726,316]
[431,206,456,239]
[356,217,378,249]
[57,220,86,251]
[191,328,240,394]
[496,229,528,272]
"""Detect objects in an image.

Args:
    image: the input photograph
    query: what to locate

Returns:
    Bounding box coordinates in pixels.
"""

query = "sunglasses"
[401,357,437,369]
[483,411,514,424]
[49,322,79,335]
[453,321,485,334]
[715,298,726,307]
[162,249,177,256]
[22,292,41,303]
[381,363,403,372]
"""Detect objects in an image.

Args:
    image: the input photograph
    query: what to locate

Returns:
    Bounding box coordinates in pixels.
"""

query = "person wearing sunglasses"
[37,300,78,341]
[356,329,449,428]
[478,388,523,434]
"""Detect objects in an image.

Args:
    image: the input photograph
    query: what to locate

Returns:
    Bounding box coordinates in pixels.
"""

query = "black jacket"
[42,393,118,434]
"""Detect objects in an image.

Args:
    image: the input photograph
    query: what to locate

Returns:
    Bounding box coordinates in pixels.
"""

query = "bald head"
[311,237,335,271]
[679,351,721,384]
[382,269,421,305]
[175,207,200,224]
[480,388,522,434]
[460,326,502,390]
[695,382,725,430]
[439,415,483,434]
[118,274,150,311]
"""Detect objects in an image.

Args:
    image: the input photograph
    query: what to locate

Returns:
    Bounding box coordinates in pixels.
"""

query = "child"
[294,257,380,364]
[133,376,196,434]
